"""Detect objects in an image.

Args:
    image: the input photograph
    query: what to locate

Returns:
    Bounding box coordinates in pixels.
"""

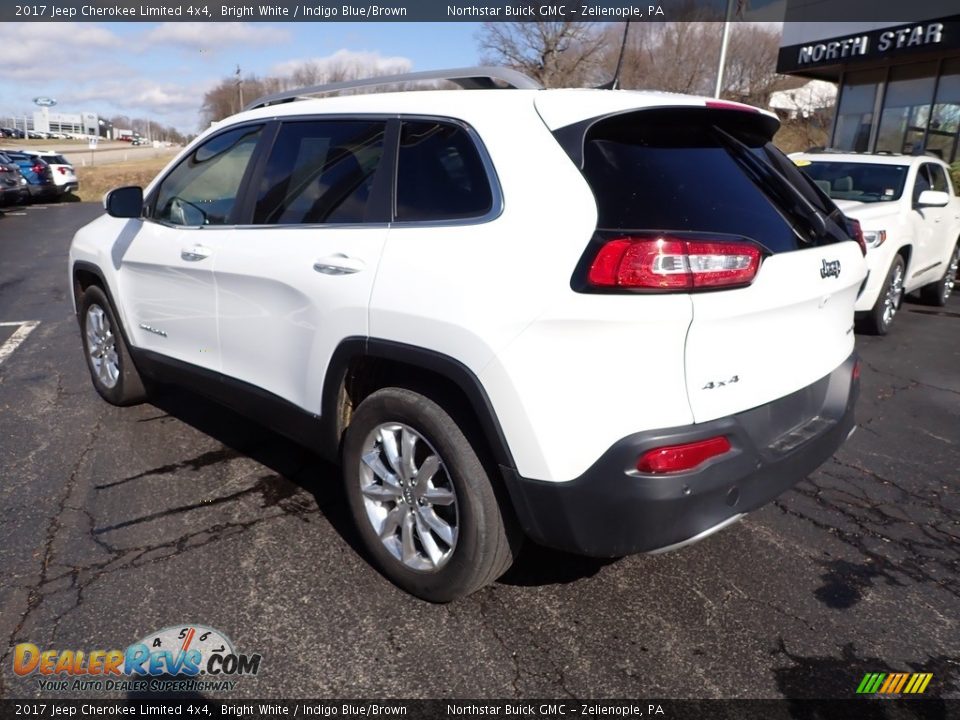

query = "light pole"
[714,0,736,99]
[235,64,244,110]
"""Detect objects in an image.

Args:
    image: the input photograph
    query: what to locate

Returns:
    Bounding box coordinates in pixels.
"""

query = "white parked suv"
[69,68,865,601]
[793,151,960,334]
[22,149,79,197]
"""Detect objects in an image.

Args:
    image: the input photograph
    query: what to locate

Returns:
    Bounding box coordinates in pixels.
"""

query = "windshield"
[798,160,908,203]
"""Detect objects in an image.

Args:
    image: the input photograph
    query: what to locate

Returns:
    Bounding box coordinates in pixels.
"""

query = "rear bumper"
[502,353,859,557]
[27,183,58,199]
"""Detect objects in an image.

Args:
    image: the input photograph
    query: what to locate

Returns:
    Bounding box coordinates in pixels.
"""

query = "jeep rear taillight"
[636,436,732,474]
[587,236,761,290]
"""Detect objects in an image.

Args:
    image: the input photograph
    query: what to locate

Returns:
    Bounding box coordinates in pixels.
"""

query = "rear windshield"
[44,154,69,165]
[576,110,848,253]
[798,161,908,203]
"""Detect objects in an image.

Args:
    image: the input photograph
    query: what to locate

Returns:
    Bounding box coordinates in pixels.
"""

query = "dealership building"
[777,5,960,162]
[32,109,99,136]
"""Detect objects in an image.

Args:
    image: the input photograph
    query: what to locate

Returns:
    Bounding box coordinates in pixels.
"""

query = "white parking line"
[0,321,40,366]
[3,212,27,216]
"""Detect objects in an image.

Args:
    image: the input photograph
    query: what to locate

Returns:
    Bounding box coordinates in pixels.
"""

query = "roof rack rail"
[244,66,542,111]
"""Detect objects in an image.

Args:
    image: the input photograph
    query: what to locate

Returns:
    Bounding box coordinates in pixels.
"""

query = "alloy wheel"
[85,304,120,389]
[882,263,904,328]
[358,423,459,572]
[943,246,959,303]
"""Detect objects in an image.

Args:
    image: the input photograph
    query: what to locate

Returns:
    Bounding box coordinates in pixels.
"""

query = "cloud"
[270,49,413,79]
[0,23,122,81]
[61,81,199,114]
[142,22,289,51]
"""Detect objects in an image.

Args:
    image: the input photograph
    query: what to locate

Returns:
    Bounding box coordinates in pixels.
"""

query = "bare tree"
[594,20,787,107]
[200,54,413,127]
[722,24,785,106]
[477,22,607,87]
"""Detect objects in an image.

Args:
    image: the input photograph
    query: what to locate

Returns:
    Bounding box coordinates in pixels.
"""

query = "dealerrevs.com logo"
[13,625,262,693]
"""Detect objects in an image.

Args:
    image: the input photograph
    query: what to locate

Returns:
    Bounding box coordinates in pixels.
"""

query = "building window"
[875,62,937,154]
[928,58,960,163]
[834,69,884,152]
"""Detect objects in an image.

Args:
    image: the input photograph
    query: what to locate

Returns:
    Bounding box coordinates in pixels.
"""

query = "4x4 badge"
[703,375,739,390]
[820,259,841,278]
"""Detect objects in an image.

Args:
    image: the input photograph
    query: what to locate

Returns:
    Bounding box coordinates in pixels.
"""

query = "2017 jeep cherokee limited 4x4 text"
[69,68,865,601]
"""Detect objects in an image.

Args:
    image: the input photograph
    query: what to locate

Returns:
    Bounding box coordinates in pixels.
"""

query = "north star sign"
[776,18,959,74]
[798,23,943,65]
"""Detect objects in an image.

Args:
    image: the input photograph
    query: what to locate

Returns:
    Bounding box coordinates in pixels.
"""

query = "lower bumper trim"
[501,352,859,558]
[645,513,745,555]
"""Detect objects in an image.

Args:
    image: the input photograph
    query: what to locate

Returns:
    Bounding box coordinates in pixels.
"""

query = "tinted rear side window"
[254,120,386,225]
[580,111,823,253]
[395,121,492,222]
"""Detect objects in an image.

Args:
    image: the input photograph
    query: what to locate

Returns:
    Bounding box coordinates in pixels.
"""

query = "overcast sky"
[0,22,483,132]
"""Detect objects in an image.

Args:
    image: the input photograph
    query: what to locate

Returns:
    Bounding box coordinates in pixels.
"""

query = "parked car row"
[0,127,90,140]
[0,148,78,205]
[793,151,960,334]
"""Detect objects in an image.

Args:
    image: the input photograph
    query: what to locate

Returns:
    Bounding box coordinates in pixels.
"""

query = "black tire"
[342,387,520,602]
[919,242,959,307]
[78,285,147,406]
[857,255,905,336]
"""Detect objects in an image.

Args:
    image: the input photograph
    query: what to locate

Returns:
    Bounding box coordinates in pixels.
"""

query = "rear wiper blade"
[712,125,827,237]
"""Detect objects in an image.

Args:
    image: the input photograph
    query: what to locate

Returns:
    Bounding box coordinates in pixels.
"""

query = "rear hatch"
[553,103,865,423]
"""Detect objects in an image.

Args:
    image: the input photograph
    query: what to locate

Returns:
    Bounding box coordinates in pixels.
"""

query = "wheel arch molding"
[321,337,517,471]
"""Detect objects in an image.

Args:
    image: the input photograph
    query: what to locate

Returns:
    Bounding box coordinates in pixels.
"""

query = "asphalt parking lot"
[0,202,958,701]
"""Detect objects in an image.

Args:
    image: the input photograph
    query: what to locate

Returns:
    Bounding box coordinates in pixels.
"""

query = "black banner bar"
[1,699,958,720]
[5,0,960,23]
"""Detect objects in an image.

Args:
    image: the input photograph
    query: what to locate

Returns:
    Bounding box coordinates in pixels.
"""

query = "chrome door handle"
[181,245,212,262]
[313,254,365,275]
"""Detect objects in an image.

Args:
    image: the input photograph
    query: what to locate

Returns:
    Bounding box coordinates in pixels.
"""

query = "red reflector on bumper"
[637,436,732,474]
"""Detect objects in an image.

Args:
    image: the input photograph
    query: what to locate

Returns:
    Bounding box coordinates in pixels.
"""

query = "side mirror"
[104,186,143,218]
[916,189,950,208]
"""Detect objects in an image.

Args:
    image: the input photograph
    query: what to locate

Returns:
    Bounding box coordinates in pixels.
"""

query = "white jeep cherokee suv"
[793,151,960,334]
[69,68,865,601]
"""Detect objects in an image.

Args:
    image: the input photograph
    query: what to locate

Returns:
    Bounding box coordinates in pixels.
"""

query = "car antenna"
[596,21,631,90]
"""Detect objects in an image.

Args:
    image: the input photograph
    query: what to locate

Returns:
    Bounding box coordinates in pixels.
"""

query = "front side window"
[152,125,262,226]
[253,120,386,225]
[913,165,933,203]
[395,121,493,222]
[927,164,949,193]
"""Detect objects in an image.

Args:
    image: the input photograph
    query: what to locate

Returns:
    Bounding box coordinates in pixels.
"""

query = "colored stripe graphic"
[905,673,933,694]
[879,674,897,694]
[858,672,933,694]
[892,673,909,694]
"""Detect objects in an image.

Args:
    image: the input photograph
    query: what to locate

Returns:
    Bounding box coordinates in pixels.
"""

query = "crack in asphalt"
[1,439,321,691]
[774,456,959,610]
[477,587,579,699]
[478,589,523,697]
[864,359,960,398]
[0,411,104,696]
